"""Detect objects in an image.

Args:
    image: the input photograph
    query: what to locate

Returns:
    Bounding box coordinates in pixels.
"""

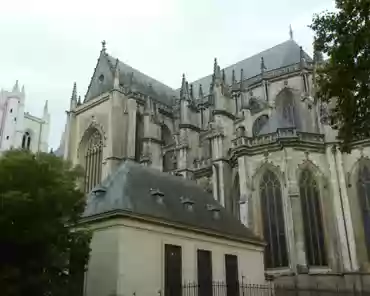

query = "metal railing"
[178,282,370,296]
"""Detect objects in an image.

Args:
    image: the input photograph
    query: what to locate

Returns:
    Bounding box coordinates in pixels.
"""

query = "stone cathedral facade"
[59,37,370,286]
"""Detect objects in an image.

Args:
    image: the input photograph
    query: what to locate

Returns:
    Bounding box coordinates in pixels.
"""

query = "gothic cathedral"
[58,36,370,285]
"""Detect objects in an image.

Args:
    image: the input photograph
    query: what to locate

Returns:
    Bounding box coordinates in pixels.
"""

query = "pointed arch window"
[231,175,240,220]
[299,169,327,266]
[357,163,370,259]
[21,132,31,150]
[260,170,288,268]
[135,113,144,162]
[84,130,103,193]
[161,124,175,172]
[277,89,300,129]
[252,115,269,136]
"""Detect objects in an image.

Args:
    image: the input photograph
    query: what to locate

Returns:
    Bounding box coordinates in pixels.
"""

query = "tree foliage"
[0,150,91,296]
[310,0,370,151]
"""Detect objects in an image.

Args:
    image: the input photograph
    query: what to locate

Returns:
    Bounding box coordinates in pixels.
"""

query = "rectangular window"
[164,244,182,296]
[197,249,213,296]
[225,254,239,296]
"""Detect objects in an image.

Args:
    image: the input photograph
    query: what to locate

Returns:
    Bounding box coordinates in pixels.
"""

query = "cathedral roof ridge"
[181,39,313,98]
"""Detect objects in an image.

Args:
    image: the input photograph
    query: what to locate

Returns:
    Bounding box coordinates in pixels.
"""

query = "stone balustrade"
[193,158,212,169]
[231,128,325,149]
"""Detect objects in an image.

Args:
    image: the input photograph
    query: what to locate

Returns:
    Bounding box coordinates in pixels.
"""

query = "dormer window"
[98,74,104,83]
[180,197,194,212]
[207,204,221,220]
[92,186,106,197]
[150,188,164,204]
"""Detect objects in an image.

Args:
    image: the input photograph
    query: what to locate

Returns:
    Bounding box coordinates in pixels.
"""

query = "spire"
[300,46,307,68]
[101,40,106,53]
[180,74,187,99]
[12,80,19,92]
[198,84,204,99]
[213,58,218,74]
[114,58,120,89]
[77,96,81,106]
[260,57,266,74]
[190,84,194,100]
[21,85,25,94]
[70,82,77,110]
[43,100,48,114]
[71,82,77,100]
[232,69,236,84]
[240,68,245,90]
[289,24,293,40]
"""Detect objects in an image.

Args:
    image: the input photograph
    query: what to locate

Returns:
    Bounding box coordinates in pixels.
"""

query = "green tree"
[310,0,370,151]
[0,149,91,296]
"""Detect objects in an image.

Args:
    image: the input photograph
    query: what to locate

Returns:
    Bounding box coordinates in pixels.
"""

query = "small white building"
[81,161,266,296]
[0,81,50,153]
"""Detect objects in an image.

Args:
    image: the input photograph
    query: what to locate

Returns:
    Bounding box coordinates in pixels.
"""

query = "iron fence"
[179,282,370,296]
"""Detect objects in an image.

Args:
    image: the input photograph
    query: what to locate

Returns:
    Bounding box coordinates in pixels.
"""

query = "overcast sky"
[0,0,335,150]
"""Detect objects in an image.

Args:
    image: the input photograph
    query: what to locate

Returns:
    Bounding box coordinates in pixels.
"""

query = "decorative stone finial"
[71,82,77,101]
[101,40,106,52]
[289,24,293,40]
[198,84,204,99]
[12,80,19,92]
[260,57,266,73]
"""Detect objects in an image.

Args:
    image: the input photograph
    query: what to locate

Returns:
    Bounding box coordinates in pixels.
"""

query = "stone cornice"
[179,123,201,132]
[142,137,162,145]
[213,109,236,120]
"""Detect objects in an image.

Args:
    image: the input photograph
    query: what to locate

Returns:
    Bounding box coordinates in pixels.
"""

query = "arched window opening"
[252,115,269,136]
[299,169,327,266]
[357,163,370,259]
[135,113,144,162]
[276,89,300,129]
[161,124,175,172]
[260,170,288,268]
[22,132,31,150]
[231,175,240,220]
[84,130,103,193]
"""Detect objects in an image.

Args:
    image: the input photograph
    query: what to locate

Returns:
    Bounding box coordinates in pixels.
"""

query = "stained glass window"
[260,170,288,268]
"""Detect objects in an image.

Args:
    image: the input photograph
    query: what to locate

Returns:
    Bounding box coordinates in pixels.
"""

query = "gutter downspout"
[332,145,353,270]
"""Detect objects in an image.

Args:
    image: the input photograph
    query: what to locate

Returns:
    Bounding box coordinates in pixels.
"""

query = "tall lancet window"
[277,89,300,129]
[299,169,327,266]
[22,132,31,150]
[260,170,288,268]
[84,130,103,193]
[357,163,370,259]
[231,175,240,220]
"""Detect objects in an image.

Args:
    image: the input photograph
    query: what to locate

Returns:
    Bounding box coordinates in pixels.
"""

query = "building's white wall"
[0,84,49,153]
[86,218,265,296]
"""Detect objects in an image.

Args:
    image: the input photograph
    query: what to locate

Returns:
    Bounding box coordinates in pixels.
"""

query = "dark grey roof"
[185,40,313,96]
[106,55,178,106]
[83,161,261,244]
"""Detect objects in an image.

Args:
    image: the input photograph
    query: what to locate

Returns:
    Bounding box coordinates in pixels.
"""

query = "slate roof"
[84,39,311,105]
[106,55,178,106]
[183,39,312,97]
[83,160,262,244]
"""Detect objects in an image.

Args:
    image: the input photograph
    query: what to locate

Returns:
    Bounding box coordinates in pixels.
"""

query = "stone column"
[63,111,72,161]
[326,145,352,271]
[289,187,308,272]
[238,155,251,227]
[126,98,137,160]
[334,147,359,271]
